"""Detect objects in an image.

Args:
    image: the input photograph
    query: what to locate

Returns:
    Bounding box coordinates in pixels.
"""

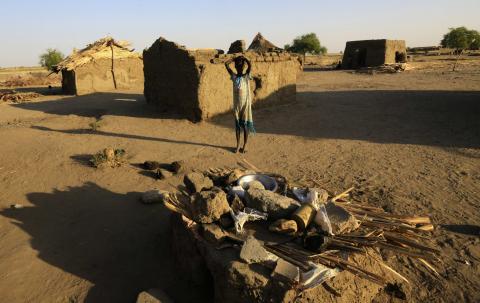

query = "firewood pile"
[0,89,42,102]
[154,165,440,294]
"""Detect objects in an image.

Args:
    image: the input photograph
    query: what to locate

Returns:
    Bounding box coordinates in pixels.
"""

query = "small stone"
[143,161,161,170]
[247,180,265,190]
[245,188,300,220]
[184,172,213,193]
[141,190,165,204]
[269,219,297,235]
[201,223,227,244]
[136,288,173,303]
[192,187,230,223]
[325,202,360,234]
[156,168,173,179]
[240,235,278,264]
[171,160,185,173]
[231,195,245,213]
[104,148,115,161]
[219,213,234,229]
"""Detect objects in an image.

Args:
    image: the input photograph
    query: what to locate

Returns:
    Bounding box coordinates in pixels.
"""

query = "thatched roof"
[55,37,141,72]
[247,33,282,52]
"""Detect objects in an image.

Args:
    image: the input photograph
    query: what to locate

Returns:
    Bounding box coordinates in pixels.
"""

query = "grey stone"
[184,172,213,193]
[245,188,300,220]
[325,202,360,234]
[136,288,173,303]
[192,187,230,223]
[240,235,278,264]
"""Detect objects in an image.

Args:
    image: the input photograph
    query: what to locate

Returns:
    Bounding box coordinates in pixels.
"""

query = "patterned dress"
[231,73,255,133]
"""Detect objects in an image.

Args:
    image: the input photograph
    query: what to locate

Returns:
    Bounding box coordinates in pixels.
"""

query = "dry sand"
[0,58,479,302]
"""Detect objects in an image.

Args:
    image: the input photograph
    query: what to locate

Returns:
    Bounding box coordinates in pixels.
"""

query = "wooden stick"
[242,158,261,172]
[331,187,354,202]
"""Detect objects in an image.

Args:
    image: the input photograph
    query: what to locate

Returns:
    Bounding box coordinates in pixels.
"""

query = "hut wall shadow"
[212,89,480,149]
[0,182,206,302]
[10,92,182,120]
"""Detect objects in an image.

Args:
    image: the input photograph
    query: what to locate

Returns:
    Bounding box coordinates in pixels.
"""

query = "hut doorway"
[395,51,406,63]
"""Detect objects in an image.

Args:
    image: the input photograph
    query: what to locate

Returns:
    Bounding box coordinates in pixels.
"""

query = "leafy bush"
[285,33,327,55]
[39,48,65,71]
[441,27,480,51]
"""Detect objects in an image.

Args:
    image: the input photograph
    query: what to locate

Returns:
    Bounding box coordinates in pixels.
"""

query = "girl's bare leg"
[235,127,241,153]
[241,125,249,153]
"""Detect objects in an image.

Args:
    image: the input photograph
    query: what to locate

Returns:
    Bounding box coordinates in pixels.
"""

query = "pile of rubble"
[354,63,411,74]
[0,89,42,103]
[146,167,440,302]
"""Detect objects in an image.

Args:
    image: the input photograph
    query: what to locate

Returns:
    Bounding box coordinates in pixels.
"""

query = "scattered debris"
[10,204,24,209]
[90,148,126,168]
[0,89,42,103]
[231,207,268,233]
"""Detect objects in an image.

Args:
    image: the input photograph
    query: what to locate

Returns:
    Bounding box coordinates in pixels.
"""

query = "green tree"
[441,27,480,51]
[39,48,65,71]
[285,33,327,55]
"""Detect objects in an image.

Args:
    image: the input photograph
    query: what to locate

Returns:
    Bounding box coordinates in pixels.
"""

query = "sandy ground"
[0,59,479,302]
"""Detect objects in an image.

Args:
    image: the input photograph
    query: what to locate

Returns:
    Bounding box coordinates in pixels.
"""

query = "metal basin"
[237,174,278,192]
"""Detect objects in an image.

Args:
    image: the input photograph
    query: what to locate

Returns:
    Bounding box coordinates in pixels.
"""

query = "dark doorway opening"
[395,51,406,63]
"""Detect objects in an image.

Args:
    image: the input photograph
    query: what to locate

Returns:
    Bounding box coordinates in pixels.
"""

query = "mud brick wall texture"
[143,38,302,121]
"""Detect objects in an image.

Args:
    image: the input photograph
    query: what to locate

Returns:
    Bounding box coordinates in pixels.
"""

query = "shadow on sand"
[213,89,480,149]
[0,182,208,302]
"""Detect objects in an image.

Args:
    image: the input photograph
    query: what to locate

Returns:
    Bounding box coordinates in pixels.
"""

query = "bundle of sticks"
[264,193,441,286]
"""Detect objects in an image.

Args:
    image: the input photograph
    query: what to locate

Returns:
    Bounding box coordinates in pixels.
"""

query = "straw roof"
[55,37,141,71]
[247,33,282,52]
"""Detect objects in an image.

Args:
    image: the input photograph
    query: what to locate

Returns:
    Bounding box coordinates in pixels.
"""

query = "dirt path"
[0,66,479,302]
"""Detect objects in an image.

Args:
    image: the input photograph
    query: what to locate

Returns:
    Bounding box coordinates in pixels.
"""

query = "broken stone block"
[240,235,278,264]
[324,202,360,234]
[156,168,173,179]
[245,188,300,220]
[184,172,213,193]
[247,180,265,190]
[272,258,300,283]
[201,223,227,245]
[141,190,165,204]
[227,40,246,54]
[136,288,173,303]
[192,187,230,223]
[269,219,297,235]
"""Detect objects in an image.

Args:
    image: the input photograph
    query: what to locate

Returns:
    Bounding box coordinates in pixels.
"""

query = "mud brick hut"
[341,39,407,69]
[55,37,144,95]
[143,37,301,121]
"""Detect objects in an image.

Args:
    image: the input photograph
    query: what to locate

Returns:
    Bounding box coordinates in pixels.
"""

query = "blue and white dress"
[231,73,255,133]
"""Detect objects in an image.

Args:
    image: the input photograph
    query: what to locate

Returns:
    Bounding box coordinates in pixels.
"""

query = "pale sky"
[1,0,479,67]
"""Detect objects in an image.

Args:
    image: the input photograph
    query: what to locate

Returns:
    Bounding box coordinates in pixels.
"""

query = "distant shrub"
[441,27,480,52]
[285,33,327,55]
[39,48,65,71]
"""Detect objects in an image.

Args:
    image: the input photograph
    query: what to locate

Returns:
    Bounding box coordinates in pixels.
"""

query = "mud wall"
[342,40,387,69]
[385,40,407,64]
[143,38,301,121]
[63,57,144,95]
[342,40,407,69]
